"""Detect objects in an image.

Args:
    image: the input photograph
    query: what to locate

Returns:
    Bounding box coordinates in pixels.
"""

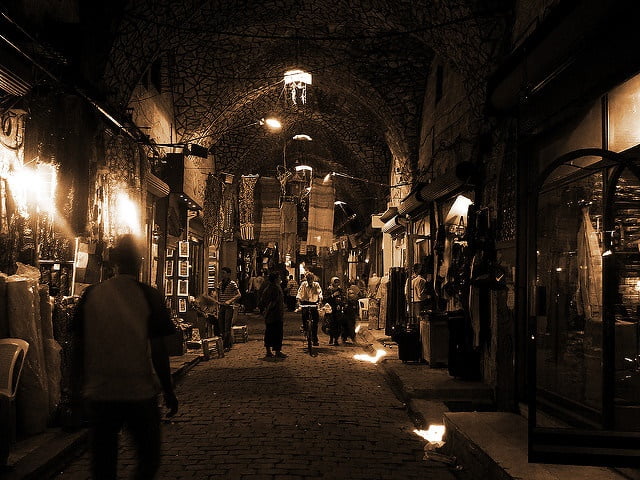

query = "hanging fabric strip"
[239,175,258,240]
[306,179,335,248]
[255,177,280,243]
[280,199,297,261]
[203,174,223,246]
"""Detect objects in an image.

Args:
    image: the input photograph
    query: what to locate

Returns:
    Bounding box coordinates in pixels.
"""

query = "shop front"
[521,71,640,466]
[397,163,484,374]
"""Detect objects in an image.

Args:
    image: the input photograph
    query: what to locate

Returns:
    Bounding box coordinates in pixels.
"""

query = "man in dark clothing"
[258,272,286,358]
[71,235,178,480]
[325,276,345,345]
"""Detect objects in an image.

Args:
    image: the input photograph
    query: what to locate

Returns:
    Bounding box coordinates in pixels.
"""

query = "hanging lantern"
[284,69,312,105]
[289,164,313,200]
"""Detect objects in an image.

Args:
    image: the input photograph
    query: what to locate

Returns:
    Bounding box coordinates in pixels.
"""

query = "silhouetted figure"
[71,235,178,480]
[325,277,345,345]
[258,272,286,358]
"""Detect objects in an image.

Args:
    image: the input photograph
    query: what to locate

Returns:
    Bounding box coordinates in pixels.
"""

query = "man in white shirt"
[406,263,432,320]
[296,272,323,345]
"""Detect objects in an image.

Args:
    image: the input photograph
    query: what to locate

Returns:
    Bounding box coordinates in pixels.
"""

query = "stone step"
[443,412,628,480]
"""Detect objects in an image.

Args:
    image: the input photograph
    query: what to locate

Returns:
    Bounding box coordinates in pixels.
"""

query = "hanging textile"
[255,177,280,243]
[306,180,334,248]
[222,185,235,242]
[378,274,390,331]
[281,198,297,234]
[203,176,223,248]
[239,176,258,240]
[280,199,297,261]
[576,206,602,321]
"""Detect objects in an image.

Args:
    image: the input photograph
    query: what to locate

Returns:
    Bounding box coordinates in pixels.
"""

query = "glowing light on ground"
[414,424,446,443]
[353,349,386,363]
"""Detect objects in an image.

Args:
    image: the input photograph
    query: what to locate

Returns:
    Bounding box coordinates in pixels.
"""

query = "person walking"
[342,280,361,344]
[71,235,178,480]
[217,266,242,351]
[285,274,298,312]
[296,271,323,346]
[258,272,286,358]
[325,277,345,345]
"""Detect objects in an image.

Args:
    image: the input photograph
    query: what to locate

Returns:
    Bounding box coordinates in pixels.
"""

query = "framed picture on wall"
[165,280,173,296]
[166,248,174,258]
[165,297,172,310]
[178,260,189,277]
[177,279,189,296]
[178,297,187,313]
[178,241,189,258]
[165,260,174,277]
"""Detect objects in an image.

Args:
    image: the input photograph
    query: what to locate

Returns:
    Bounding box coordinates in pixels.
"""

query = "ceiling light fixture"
[284,69,312,105]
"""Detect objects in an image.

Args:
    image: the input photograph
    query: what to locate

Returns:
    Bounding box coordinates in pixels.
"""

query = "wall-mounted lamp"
[261,117,282,130]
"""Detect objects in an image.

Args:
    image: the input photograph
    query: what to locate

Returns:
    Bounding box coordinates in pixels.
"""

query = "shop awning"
[398,162,477,216]
[0,41,33,96]
[381,215,406,236]
[379,206,398,223]
[146,172,170,198]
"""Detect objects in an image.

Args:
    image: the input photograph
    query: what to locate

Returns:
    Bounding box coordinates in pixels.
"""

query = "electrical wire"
[123,10,503,42]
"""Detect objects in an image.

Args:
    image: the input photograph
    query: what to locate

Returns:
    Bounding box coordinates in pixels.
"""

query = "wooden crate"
[201,337,224,360]
[232,325,248,343]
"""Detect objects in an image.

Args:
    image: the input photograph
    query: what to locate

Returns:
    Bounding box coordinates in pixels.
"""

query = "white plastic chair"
[0,338,29,400]
[0,338,29,465]
[358,298,369,321]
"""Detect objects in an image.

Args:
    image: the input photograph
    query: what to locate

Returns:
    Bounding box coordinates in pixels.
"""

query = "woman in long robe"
[258,272,286,358]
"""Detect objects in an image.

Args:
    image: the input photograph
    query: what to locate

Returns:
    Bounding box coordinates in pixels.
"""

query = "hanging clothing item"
[386,267,408,336]
[367,274,381,298]
[239,176,258,240]
[306,180,335,248]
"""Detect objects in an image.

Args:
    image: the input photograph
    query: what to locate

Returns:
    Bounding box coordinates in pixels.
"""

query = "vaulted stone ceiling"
[97,0,510,217]
[10,0,510,219]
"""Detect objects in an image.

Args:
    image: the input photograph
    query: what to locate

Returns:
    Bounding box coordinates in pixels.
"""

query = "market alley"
[49,312,461,480]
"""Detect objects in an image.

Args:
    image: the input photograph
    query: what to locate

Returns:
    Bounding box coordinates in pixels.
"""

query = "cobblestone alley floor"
[50,311,461,480]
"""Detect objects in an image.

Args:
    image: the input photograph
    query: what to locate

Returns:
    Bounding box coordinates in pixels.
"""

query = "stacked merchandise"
[0,263,62,436]
[232,325,249,343]
[202,337,224,360]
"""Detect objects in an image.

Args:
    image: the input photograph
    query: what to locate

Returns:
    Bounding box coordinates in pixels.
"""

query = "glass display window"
[528,147,640,466]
